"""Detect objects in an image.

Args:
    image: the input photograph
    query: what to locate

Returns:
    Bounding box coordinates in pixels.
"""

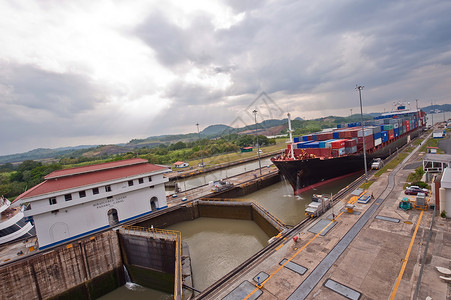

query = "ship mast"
[287,113,295,159]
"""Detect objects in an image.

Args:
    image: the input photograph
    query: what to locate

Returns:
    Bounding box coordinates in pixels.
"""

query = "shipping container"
[357,128,373,137]
[302,136,309,141]
[331,139,346,149]
[345,146,357,154]
[293,137,300,143]
[394,128,399,137]
[332,132,340,139]
[381,131,389,143]
[344,139,357,147]
[374,137,382,147]
[373,132,381,139]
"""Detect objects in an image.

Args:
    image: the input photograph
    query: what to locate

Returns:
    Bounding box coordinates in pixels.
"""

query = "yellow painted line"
[389,210,424,300]
[275,244,284,251]
[243,212,344,300]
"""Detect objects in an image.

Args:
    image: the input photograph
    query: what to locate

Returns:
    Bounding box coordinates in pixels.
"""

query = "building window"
[64,194,72,201]
[49,198,57,205]
[148,176,152,182]
[128,180,134,186]
[138,178,144,184]
[93,187,99,195]
[79,191,86,198]
[105,185,112,192]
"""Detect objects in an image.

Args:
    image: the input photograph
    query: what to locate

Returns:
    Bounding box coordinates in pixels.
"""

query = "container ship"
[271,107,426,194]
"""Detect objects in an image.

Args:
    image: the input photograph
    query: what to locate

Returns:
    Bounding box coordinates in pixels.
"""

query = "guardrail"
[196,199,286,232]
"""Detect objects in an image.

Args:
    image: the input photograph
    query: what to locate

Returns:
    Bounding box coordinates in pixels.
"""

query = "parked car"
[405,185,429,195]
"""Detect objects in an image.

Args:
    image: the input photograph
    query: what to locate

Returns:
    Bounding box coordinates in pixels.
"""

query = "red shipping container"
[331,139,345,149]
[349,128,360,138]
[344,139,357,147]
[389,129,394,140]
[358,135,374,149]
[406,124,410,131]
[306,135,313,141]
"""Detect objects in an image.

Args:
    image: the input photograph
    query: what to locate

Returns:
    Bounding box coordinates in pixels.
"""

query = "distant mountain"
[422,104,451,113]
[0,145,97,164]
[201,124,231,136]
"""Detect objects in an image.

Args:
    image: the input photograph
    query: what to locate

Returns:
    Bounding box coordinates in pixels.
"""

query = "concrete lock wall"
[119,233,176,293]
[0,230,123,300]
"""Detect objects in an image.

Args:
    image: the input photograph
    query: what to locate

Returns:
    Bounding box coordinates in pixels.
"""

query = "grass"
[360,180,374,189]
[374,152,409,177]
[179,139,286,169]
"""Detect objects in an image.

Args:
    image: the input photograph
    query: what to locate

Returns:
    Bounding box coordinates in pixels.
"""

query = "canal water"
[168,157,273,193]
[101,172,361,298]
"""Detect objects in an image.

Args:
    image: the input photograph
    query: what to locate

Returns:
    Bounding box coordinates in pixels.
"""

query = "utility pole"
[350,108,353,117]
[253,109,262,175]
[196,123,204,167]
[356,85,368,182]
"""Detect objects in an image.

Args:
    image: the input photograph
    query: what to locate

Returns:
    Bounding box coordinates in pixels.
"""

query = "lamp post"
[356,85,368,182]
[252,109,262,175]
[196,123,204,167]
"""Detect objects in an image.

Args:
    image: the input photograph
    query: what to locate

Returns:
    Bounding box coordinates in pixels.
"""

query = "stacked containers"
[294,137,300,143]
[389,129,395,140]
[344,139,357,154]
[381,131,389,143]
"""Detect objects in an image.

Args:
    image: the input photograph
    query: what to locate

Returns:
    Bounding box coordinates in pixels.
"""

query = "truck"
[305,194,331,218]
[371,158,384,170]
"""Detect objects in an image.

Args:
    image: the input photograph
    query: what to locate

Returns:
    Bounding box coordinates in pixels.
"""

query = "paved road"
[438,134,451,154]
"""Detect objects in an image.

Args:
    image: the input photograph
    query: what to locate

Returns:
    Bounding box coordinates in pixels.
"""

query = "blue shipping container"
[302,136,308,141]
[381,131,388,143]
[294,137,300,143]
[374,132,381,139]
[333,132,340,139]
[337,124,342,128]
[308,142,320,148]
[394,128,399,137]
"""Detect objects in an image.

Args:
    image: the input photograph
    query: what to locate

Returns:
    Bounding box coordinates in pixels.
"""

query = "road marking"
[243,212,344,300]
[389,210,424,300]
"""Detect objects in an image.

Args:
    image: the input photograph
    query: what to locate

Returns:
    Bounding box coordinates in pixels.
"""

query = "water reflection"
[237,174,361,226]
[98,283,172,300]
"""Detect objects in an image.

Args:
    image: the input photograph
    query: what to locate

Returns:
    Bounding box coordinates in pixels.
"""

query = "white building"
[15,158,169,250]
[174,161,189,168]
[439,167,451,218]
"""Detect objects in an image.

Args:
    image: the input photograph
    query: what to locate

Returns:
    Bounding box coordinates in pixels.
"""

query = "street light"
[252,109,262,175]
[196,123,204,167]
[356,85,368,182]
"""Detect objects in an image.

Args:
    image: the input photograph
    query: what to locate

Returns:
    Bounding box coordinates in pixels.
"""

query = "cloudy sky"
[1,0,450,155]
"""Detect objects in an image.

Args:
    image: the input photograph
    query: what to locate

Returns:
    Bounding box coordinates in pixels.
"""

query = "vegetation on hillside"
[0,134,275,200]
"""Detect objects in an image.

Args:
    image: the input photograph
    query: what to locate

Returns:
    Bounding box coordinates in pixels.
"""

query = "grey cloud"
[0,61,105,117]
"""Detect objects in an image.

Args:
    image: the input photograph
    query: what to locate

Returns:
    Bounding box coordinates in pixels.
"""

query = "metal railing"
[120,225,180,241]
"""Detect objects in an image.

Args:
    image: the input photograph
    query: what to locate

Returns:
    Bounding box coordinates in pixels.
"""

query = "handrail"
[120,225,179,241]
[174,233,182,300]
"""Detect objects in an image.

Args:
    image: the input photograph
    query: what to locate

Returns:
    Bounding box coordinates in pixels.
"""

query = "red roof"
[15,159,168,202]
[174,161,186,165]
[45,158,149,179]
